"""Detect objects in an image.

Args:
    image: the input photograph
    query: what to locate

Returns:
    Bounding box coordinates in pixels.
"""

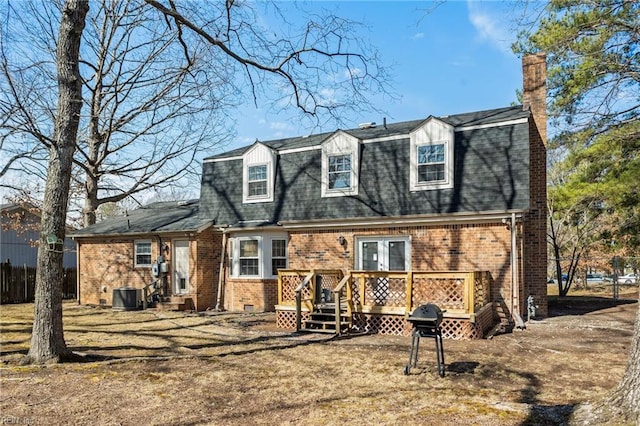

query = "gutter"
[69,221,214,239]
[279,210,526,230]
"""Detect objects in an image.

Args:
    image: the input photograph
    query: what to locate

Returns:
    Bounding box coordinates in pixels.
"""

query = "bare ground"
[0,285,638,426]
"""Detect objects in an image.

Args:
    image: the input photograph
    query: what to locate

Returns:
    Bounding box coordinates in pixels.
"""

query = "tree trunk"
[83,172,99,227]
[610,302,640,422]
[27,0,89,364]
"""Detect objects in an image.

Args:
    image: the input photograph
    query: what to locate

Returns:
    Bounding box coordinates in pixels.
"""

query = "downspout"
[75,239,80,305]
[215,227,228,311]
[511,212,525,328]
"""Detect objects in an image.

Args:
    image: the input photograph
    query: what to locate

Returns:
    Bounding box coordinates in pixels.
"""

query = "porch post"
[295,290,302,332]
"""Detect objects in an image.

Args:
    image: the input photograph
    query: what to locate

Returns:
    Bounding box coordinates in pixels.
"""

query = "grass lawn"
[1,286,638,426]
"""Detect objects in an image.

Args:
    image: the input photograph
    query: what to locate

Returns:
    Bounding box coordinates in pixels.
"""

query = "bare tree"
[1,1,390,227]
[3,0,389,363]
[1,0,232,226]
[143,0,389,122]
[27,0,88,363]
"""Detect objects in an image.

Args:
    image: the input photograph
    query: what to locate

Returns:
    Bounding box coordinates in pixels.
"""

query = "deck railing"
[142,279,162,309]
[278,269,344,331]
[278,269,491,324]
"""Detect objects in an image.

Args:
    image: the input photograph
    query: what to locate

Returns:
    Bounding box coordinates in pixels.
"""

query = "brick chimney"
[521,52,548,319]
[522,53,547,144]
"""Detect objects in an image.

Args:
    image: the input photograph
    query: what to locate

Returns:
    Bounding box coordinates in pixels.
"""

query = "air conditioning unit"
[112,287,140,311]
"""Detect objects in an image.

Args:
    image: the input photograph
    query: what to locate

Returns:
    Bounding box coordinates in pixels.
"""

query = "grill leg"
[435,328,445,377]
[404,329,420,375]
[411,330,420,367]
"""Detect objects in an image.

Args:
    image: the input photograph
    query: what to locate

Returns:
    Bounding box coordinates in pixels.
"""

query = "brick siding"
[77,229,221,311]
[223,278,278,312]
[288,223,515,316]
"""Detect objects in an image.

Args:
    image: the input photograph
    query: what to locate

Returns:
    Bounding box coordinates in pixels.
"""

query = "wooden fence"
[0,261,76,304]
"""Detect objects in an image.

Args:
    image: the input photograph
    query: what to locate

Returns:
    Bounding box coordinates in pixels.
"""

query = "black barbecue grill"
[404,303,445,377]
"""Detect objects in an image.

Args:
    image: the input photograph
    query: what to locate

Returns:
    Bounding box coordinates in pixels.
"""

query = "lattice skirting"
[276,306,495,340]
[276,310,309,330]
[351,308,495,340]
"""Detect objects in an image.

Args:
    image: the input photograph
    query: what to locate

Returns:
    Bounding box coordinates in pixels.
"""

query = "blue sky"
[231,0,530,149]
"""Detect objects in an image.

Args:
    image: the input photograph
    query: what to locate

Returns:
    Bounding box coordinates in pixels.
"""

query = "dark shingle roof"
[200,105,532,227]
[71,200,211,237]
[206,105,528,160]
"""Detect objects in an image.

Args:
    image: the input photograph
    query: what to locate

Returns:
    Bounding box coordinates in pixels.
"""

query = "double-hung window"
[328,155,351,189]
[134,240,152,267]
[230,234,288,278]
[271,239,287,275]
[417,144,446,183]
[248,165,268,197]
[239,239,260,276]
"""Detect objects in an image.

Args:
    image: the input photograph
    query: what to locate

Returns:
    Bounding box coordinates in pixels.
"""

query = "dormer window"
[417,144,445,183]
[321,131,360,197]
[248,165,268,197]
[243,143,276,203]
[328,154,352,189]
[410,118,454,191]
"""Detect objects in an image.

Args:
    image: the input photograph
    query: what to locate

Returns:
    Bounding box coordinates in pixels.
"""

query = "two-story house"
[72,54,547,339]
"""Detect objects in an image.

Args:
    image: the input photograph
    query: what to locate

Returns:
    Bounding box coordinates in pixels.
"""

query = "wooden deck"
[276,269,495,339]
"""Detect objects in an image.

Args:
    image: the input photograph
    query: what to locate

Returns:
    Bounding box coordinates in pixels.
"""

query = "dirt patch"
[1,287,638,426]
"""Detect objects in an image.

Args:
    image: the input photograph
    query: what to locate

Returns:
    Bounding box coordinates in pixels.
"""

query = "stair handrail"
[295,270,315,331]
[332,271,352,335]
[142,279,161,309]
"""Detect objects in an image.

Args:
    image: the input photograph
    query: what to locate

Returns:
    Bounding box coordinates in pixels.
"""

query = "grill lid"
[407,303,443,326]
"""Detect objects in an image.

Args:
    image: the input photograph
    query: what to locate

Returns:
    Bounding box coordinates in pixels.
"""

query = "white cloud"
[411,32,425,40]
[269,121,290,131]
[467,1,513,55]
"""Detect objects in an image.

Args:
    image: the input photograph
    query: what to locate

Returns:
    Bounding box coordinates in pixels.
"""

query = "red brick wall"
[191,228,221,311]
[288,224,515,315]
[77,238,156,306]
[224,278,278,312]
[77,230,222,311]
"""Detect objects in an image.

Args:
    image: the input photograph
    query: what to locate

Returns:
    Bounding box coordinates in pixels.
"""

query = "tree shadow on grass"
[548,295,637,317]
[442,360,577,425]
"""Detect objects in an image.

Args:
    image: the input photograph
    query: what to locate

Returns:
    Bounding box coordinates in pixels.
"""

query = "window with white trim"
[242,143,276,203]
[321,131,360,197]
[410,118,454,191]
[328,154,352,189]
[134,240,152,267]
[229,234,288,278]
[417,144,446,183]
[239,239,260,276]
[248,164,268,197]
[271,239,287,275]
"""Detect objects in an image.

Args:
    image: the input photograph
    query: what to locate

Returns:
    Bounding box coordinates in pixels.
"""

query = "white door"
[358,237,410,304]
[358,237,410,271]
[173,240,189,294]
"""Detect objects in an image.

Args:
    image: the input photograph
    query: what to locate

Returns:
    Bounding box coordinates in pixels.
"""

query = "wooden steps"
[302,304,350,334]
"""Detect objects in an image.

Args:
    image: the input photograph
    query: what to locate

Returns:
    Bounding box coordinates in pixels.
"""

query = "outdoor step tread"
[301,327,337,334]
[309,315,350,321]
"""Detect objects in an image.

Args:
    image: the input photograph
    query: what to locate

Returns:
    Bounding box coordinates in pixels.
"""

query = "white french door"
[357,236,410,271]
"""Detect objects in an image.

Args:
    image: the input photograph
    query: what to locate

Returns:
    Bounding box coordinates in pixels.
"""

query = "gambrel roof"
[200,105,532,228]
[73,105,533,236]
